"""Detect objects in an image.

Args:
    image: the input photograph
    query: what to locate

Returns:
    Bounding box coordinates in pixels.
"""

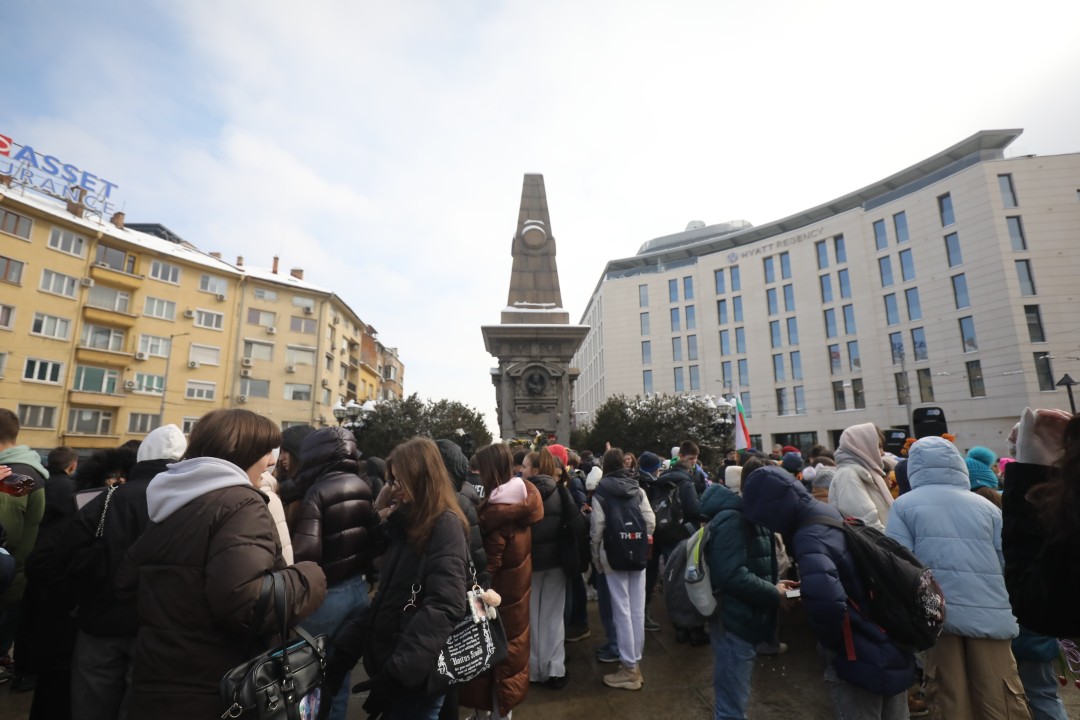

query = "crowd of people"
[0,405,1077,720]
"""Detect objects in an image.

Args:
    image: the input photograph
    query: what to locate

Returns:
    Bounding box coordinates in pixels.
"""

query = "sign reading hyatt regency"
[0,132,120,215]
[726,226,826,263]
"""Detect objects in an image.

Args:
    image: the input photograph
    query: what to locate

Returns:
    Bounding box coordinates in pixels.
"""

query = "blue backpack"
[594,484,649,571]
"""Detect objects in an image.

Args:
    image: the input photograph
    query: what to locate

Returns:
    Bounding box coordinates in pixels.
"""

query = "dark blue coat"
[742,467,914,696]
[654,467,702,526]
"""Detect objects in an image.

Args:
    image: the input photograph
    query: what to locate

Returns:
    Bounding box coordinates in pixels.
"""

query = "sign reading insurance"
[0,132,120,215]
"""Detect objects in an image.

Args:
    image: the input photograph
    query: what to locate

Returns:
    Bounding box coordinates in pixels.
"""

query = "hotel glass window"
[0,305,12,330]
[738,359,750,386]
[74,365,118,393]
[31,313,70,340]
[852,378,866,409]
[847,340,861,371]
[780,252,791,280]
[686,335,698,361]
[717,299,728,324]
[128,413,161,434]
[24,358,62,383]
[735,327,746,353]
[828,344,841,374]
[769,321,781,349]
[889,332,904,365]
[905,288,922,321]
[952,274,970,309]
[714,269,725,294]
[672,337,683,362]
[248,308,277,327]
[833,381,847,411]
[200,274,228,296]
[794,386,805,414]
[685,305,696,329]
[641,341,651,365]
[824,308,838,338]
[816,241,829,269]
[285,383,312,401]
[767,288,778,315]
[763,257,775,284]
[673,367,685,393]
[740,391,752,418]
[140,335,171,357]
[938,193,955,226]
[899,249,915,281]
[911,327,928,361]
[731,266,741,291]
[0,209,32,239]
[150,259,181,284]
[89,286,130,313]
[895,372,910,406]
[95,245,136,274]
[722,361,733,388]
[0,256,24,285]
[945,233,963,267]
[243,341,273,362]
[81,324,124,352]
[134,372,165,394]
[642,370,654,394]
[834,235,847,263]
[1035,353,1056,391]
[878,257,894,287]
[195,310,224,330]
[719,330,731,356]
[49,228,86,257]
[776,388,789,416]
[668,279,679,303]
[732,296,743,322]
[670,308,681,332]
[884,294,899,325]
[1016,260,1036,296]
[790,351,803,380]
[838,269,850,298]
[783,284,795,312]
[190,345,221,366]
[689,365,700,391]
[638,284,649,307]
[1007,216,1027,251]
[893,212,909,244]
[640,312,650,336]
[842,304,857,334]
[185,381,216,401]
[240,378,271,398]
[959,316,978,352]
[39,269,77,297]
[291,316,316,334]
[1024,305,1046,343]
[786,317,799,345]
[683,276,694,300]
[917,369,935,402]
[820,274,833,302]
[773,354,785,382]
[67,409,112,436]
[144,296,175,320]
[999,174,1018,208]
[873,220,888,251]
[17,404,56,429]
[966,360,986,397]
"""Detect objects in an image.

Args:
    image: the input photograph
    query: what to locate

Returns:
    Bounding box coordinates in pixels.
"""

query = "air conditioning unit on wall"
[240,369,251,378]
[236,395,247,404]
[188,361,200,369]
[267,327,277,335]
[184,309,195,319]
[135,352,148,361]
[123,380,136,390]
[286,365,296,374]
[241,358,253,367]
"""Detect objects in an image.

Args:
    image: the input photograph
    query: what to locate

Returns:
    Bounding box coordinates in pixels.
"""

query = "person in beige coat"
[829,423,893,531]
[260,450,294,564]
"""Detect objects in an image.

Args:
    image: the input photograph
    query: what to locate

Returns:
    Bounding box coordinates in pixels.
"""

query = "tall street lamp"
[1057,374,1078,414]
[159,332,190,424]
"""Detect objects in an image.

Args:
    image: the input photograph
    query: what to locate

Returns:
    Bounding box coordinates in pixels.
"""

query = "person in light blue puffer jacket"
[886,437,1031,719]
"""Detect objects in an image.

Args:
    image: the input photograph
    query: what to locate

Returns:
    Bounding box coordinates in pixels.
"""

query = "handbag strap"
[94,486,118,538]
[408,551,479,610]
[242,574,274,659]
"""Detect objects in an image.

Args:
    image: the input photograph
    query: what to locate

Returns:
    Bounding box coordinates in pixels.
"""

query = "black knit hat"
[280,424,316,459]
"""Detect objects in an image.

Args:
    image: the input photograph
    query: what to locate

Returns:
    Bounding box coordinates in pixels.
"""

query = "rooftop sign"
[0,132,120,216]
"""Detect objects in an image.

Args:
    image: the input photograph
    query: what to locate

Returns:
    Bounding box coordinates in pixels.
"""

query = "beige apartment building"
[0,178,402,453]
[572,129,1079,454]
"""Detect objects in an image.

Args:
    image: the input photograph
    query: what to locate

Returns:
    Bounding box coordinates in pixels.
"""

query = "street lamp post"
[159,332,190,425]
[1057,374,1078,414]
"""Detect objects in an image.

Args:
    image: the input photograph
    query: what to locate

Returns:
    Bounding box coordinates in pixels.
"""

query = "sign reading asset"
[0,132,120,215]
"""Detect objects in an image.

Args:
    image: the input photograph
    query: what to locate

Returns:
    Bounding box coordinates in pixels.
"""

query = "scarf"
[0,446,49,479]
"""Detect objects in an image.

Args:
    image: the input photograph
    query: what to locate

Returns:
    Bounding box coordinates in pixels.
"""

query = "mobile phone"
[785,588,801,599]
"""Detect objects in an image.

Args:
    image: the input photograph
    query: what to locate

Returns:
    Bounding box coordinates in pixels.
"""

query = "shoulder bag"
[220,573,327,720]
[67,485,117,597]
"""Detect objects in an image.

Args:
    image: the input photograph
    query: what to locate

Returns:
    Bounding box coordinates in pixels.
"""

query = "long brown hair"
[525,448,558,478]
[185,409,280,471]
[476,443,514,496]
[387,437,468,553]
[1029,413,1080,543]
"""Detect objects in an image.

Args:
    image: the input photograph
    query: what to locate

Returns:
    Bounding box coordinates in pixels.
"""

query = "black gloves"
[357,673,405,720]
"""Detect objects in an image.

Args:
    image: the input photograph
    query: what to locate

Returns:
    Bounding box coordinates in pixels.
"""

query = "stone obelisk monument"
[482,175,588,444]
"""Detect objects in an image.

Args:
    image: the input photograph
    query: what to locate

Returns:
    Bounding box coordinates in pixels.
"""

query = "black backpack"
[803,515,946,652]
[649,479,688,546]
[594,484,649,571]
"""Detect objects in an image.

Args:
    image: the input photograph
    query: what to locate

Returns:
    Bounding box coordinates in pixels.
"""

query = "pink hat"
[546,444,569,467]
[999,457,1016,473]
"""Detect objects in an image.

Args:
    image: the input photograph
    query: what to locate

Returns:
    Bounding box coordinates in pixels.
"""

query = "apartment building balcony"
[75,345,133,367]
[89,263,143,290]
[83,305,139,329]
[67,390,125,407]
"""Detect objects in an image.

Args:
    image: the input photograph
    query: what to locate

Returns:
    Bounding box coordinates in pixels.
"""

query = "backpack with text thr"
[804,515,946,652]
[594,484,649,571]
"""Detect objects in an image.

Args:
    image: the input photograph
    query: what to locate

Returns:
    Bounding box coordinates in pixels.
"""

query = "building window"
[17,404,56,429]
[784,350,801,380]
[889,332,904,365]
[780,252,792,280]
[284,383,312,401]
[81,324,125,352]
[1007,216,1027,251]
[292,295,316,310]
[673,367,685,393]
[763,257,775,284]
[672,337,683,362]
[847,340,861,371]
[0,352,9,377]
[144,296,176,320]
[39,268,78,297]
[687,334,698,361]
[911,327,928,361]
[740,391,752,418]
[240,378,271,398]
[732,296,743,322]
[0,256,24,285]
[0,209,32,239]
[834,235,847,263]
[820,275,833,302]
[668,279,679,303]
[67,408,113,435]
[638,284,649,307]
[717,299,727,324]
[794,386,805,414]
[767,288,778,316]
[1015,260,1037,296]
[73,365,118,393]
[738,359,749,387]
[134,372,165,394]
[247,308,276,327]
[641,341,651,365]
[721,361,733,388]
[917,369,935,402]
[683,276,694,300]
[842,304,856,335]
[640,312,650,336]
[938,193,955,226]
[786,317,799,345]
[941,233,962,269]
[89,285,130,313]
[199,274,228,296]
[194,309,224,330]
[150,259,181,284]
[776,388,789,416]
[824,309,838,338]
[254,287,278,302]
[893,212,909,244]
[719,330,730,356]
[783,284,795,312]
[128,413,161,434]
[48,228,86,257]
[1035,353,1055,391]
[884,294,899,325]
[669,308,681,332]
[689,365,700,391]
[139,335,171,357]
[1024,305,1046,343]
[189,345,221,366]
[966,360,986,397]
[873,220,888,251]
[714,269,725,294]
[685,305,696,330]
[95,245,135,274]
[0,304,12,330]
[833,381,847,411]
[837,269,851,298]
[816,241,829,269]
[31,313,71,340]
[182,417,199,434]
[773,354,785,382]
[288,317,314,334]
[828,344,841,375]
[769,321,781,349]
[898,249,915,281]
[851,378,866,409]
[999,174,1018,208]
[895,372,910,406]
[642,370,653,394]
[878,257,894,287]
[905,288,922,321]
[959,316,978,352]
[185,381,216,401]
[951,274,970,309]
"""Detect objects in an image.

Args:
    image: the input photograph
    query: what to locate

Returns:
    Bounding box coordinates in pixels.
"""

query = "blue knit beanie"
[965,457,999,492]
[966,446,997,468]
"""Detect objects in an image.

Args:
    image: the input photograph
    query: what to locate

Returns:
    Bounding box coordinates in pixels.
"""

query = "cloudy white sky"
[4,1,1079,433]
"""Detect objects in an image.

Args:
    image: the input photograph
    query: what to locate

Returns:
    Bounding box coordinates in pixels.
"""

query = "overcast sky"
[4,1,1079,435]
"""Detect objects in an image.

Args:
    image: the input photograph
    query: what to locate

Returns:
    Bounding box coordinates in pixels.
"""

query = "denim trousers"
[1018,660,1068,720]
[385,693,445,720]
[709,620,756,720]
[595,567,617,654]
[300,575,370,720]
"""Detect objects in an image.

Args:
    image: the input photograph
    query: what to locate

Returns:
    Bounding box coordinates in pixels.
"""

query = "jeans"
[301,575,369,720]
[595,568,617,654]
[70,632,135,720]
[709,621,756,720]
[385,693,444,720]
[565,571,588,628]
[820,645,908,720]
[1018,660,1068,720]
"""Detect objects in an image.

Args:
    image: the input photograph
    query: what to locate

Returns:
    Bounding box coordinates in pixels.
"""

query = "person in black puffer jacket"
[291,427,381,720]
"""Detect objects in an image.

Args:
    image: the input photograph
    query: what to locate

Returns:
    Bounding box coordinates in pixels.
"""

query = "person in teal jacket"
[700,483,794,719]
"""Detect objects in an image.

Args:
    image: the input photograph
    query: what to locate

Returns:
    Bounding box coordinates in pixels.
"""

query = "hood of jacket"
[137,424,187,462]
[658,466,691,489]
[964,458,999,491]
[436,439,470,492]
[742,466,824,536]
[835,423,886,481]
[146,457,254,522]
[907,437,969,491]
[295,427,361,490]
[526,473,557,500]
[596,468,640,499]
[699,482,741,521]
[0,445,48,479]
[76,446,137,490]
[479,478,544,531]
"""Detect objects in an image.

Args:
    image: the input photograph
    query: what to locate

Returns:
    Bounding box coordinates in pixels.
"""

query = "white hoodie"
[146,457,252,523]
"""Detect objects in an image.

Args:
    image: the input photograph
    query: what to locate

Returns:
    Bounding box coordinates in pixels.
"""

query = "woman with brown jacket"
[460,444,544,719]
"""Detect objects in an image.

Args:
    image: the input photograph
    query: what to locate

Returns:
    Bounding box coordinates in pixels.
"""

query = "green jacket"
[0,445,47,606]
[700,483,779,644]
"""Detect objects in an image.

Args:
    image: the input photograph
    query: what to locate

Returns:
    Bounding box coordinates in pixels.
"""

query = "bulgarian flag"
[733,396,752,451]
